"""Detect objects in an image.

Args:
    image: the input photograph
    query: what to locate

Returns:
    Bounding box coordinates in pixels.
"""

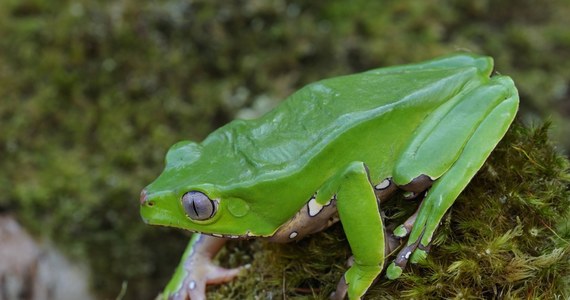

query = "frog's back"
[199,54,493,184]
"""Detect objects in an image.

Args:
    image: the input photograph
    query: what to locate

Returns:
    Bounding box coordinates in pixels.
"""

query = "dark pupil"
[182,191,215,221]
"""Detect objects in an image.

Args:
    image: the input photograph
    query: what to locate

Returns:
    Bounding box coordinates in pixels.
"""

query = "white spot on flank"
[289,231,298,239]
[212,233,223,238]
[188,280,196,290]
[405,251,411,259]
[229,235,239,239]
[307,197,323,217]
[375,179,390,190]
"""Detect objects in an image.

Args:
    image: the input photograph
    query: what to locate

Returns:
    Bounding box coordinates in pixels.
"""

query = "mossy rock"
[204,123,570,299]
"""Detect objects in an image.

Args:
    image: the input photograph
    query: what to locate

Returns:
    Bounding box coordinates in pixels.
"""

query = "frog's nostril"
[140,189,148,205]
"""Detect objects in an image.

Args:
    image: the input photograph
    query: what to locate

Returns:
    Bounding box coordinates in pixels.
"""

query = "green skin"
[140,54,519,300]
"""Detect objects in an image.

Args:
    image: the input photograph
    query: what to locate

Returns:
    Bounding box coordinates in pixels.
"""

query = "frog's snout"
[139,189,152,224]
[140,189,148,205]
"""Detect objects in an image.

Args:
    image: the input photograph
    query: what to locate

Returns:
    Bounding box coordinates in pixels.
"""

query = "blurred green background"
[1,0,569,299]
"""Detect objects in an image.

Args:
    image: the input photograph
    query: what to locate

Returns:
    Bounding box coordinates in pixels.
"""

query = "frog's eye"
[182,191,217,221]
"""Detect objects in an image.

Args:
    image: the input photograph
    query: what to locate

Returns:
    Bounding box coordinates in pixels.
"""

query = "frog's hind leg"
[386,76,519,279]
[329,162,385,300]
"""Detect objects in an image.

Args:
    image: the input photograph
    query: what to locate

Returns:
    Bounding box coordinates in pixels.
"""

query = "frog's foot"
[332,233,400,300]
[392,207,420,239]
[386,230,429,280]
[163,235,247,300]
[330,274,348,300]
[167,262,247,300]
[330,265,382,300]
[386,210,424,280]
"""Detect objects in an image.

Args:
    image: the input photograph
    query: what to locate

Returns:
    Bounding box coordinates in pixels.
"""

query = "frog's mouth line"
[140,212,257,239]
[140,211,194,231]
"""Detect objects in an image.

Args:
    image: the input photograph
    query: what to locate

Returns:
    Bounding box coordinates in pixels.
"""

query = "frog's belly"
[264,174,404,243]
[266,196,339,243]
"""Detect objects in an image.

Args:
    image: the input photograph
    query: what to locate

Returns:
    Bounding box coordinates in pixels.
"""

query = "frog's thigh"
[393,77,517,187]
[333,161,384,299]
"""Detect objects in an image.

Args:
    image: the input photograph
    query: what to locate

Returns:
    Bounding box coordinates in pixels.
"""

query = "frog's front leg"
[162,234,245,300]
[328,161,385,300]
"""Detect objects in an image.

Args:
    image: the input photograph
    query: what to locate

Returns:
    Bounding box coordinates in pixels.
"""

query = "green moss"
[208,123,570,299]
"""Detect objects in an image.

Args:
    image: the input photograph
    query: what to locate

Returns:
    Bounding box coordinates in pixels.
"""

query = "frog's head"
[140,140,263,236]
